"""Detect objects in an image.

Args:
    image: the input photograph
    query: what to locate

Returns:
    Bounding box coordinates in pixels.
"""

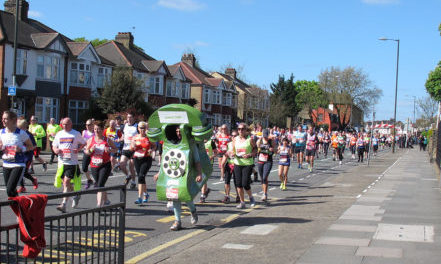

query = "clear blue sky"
[25,0,441,122]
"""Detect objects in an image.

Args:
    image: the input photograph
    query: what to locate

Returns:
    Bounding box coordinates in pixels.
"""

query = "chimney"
[225,68,237,79]
[4,0,29,21]
[115,32,134,49]
[181,53,196,68]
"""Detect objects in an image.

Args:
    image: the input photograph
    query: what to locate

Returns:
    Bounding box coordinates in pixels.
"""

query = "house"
[95,32,171,108]
[312,103,364,131]
[212,68,269,127]
[0,0,115,124]
[172,54,235,127]
[166,64,192,105]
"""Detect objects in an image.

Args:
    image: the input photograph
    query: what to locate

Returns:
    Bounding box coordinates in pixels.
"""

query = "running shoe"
[134,197,143,204]
[130,181,137,190]
[236,202,246,209]
[166,201,174,211]
[339,161,342,165]
[204,188,211,198]
[199,195,206,203]
[104,200,111,206]
[124,176,131,186]
[222,196,230,204]
[190,210,198,225]
[42,163,48,172]
[309,167,313,173]
[143,193,150,203]
[261,193,268,201]
[280,182,284,189]
[17,186,26,193]
[32,177,38,189]
[298,164,301,169]
[250,197,256,207]
[85,179,94,189]
[235,196,240,203]
[72,195,81,208]
[170,221,182,231]
[57,203,67,213]
[282,184,287,191]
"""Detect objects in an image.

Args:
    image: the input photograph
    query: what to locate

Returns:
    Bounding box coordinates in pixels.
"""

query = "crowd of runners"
[0,110,426,230]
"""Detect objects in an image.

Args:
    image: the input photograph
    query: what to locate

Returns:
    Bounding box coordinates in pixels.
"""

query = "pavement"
[2,147,439,264]
[125,148,441,264]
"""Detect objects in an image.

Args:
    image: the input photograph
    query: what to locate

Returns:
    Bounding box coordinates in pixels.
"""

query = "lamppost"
[379,37,400,153]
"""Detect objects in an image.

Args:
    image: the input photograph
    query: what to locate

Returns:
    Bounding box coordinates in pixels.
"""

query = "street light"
[379,37,400,153]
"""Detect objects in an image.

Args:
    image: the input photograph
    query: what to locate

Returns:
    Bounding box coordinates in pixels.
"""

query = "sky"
[23,0,441,123]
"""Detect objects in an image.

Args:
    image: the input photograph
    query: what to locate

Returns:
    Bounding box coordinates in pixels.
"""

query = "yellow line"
[221,213,240,223]
[125,229,206,264]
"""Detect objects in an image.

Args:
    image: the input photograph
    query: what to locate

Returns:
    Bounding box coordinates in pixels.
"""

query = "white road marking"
[299,178,304,181]
[212,182,224,185]
[356,194,362,198]
[222,243,254,250]
[241,224,278,235]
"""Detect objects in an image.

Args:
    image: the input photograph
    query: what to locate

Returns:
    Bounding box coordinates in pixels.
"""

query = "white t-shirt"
[53,129,86,165]
[123,123,138,151]
[1,128,29,168]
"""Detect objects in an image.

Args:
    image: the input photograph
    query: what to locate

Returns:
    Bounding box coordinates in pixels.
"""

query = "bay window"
[37,55,59,81]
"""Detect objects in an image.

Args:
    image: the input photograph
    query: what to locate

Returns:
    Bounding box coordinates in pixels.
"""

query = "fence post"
[118,185,126,264]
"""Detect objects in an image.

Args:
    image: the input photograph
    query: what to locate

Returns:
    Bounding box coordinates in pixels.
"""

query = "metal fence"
[0,185,126,264]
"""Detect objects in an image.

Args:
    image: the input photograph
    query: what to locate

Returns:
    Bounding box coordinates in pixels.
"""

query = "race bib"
[236,148,246,157]
[166,188,179,200]
[134,149,146,158]
[91,155,103,166]
[3,146,16,161]
[61,149,72,161]
[221,145,227,152]
[279,155,288,163]
[258,153,268,162]
[298,138,304,143]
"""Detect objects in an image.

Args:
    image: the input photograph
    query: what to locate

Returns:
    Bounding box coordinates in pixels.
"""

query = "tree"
[270,74,300,120]
[73,37,144,51]
[269,94,290,127]
[97,67,148,114]
[187,98,198,107]
[294,80,328,122]
[318,66,382,130]
[417,95,437,125]
[425,61,441,101]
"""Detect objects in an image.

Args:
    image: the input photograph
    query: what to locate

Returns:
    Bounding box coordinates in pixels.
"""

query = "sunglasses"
[139,127,146,129]
[238,128,245,131]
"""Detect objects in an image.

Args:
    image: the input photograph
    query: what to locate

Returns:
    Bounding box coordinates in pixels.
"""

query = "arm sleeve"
[52,134,60,147]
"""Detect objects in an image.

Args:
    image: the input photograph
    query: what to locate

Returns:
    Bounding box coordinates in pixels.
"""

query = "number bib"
[236,148,246,157]
[279,154,288,163]
[3,146,16,161]
[134,149,147,158]
[220,145,228,152]
[91,155,103,166]
[61,149,72,161]
[258,153,268,162]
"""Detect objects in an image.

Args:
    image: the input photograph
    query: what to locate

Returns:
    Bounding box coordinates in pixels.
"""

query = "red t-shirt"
[132,134,152,158]
[89,137,111,168]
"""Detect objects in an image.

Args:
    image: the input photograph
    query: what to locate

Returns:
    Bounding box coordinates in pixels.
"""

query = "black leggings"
[258,162,272,184]
[323,143,329,156]
[233,165,253,191]
[49,140,57,162]
[82,153,91,173]
[350,145,356,155]
[20,160,35,187]
[134,157,152,184]
[357,147,365,161]
[224,162,235,186]
[3,166,24,197]
[337,147,344,161]
[91,162,112,187]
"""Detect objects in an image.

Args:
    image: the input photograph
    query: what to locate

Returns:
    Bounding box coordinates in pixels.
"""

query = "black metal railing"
[0,185,126,264]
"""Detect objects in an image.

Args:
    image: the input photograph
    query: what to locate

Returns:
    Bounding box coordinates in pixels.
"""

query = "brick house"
[312,104,364,131]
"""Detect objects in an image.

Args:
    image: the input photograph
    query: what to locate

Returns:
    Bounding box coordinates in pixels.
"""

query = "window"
[214,114,222,126]
[181,83,189,99]
[37,55,60,81]
[226,93,232,106]
[70,62,90,86]
[223,114,231,125]
[68,100,89,125]
[97,67,110,88]
[149,76,163,95]
[166,80,172,96]
[174,81,180,98]
[35,97,59,123]
[232,94,237,107]
[16,49,27,74]
[212,90,221,105]
[203,89,211,104]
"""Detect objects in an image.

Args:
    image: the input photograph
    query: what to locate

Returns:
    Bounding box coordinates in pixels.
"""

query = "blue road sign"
[8,86,16,96]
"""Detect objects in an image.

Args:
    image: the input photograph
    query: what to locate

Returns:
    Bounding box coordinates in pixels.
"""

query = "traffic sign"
[8,86,16,96]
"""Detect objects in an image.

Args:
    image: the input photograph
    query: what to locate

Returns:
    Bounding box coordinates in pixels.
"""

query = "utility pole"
[11,0,19,112]
[368,109,375,166]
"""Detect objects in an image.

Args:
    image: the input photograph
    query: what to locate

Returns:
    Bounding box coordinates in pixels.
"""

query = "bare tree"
[318,66,382,130]
[417,95,437,124]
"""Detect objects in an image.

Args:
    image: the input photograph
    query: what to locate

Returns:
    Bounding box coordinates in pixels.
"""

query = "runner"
[349,132,357,159]
[16,119,38,193]
[294,125,307,169]
[28,116,48,172]
[278,137,291,191]
[104,119,123,171]
[256,129,275,201]
[357,132,365,162]
[364,133,371,157]
[372,134,379,157]
[336,132,345,165]
[46,117,62,164]
[216,124,231,182]
[305,126,318,172]
[201,137,217,203]
[232,123,257,209]
[221,130,238,204]
[82,119,95,189]
[85,120,117,207]
[331,131,338,161]
[120,113,138,189]
[154,125,200,231]
[52,117,86,213]
[323,131,330,158]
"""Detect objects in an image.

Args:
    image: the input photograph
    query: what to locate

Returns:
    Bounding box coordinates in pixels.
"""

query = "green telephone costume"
[147,104,213,202]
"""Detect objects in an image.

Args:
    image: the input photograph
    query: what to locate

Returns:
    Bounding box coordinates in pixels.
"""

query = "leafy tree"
[417,95,437,125]
[97,67,148,114]
[269,94,290,127]
[294,80,328,122]
[270,74,300,120]
[73,37,144,50]
[318,66,382,130]
[425,61,441,101]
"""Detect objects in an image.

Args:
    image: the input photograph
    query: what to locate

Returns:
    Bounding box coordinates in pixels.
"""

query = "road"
[0,147,394,263]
